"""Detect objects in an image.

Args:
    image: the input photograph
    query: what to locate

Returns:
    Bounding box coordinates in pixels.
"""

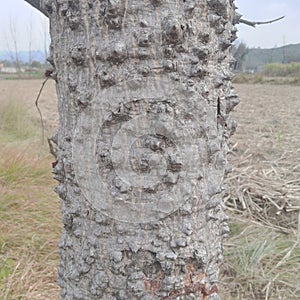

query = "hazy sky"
[0,0,299,52]
[236,0,300,48]
[0,0,49,52]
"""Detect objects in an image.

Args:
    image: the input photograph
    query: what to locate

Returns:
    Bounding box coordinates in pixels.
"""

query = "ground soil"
[228,84,300,227]
[232,83,300,162]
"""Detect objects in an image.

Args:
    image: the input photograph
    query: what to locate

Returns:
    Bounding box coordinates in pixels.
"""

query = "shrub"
[262,62,300,77]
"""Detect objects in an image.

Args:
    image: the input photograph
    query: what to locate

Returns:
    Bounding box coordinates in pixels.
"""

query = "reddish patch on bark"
[144,271,164,296]
[161,265,219,300]
[161,282,218,300]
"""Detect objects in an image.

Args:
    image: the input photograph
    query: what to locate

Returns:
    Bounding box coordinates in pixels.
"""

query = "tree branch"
[24,0,49,17]
[240,16,284,28]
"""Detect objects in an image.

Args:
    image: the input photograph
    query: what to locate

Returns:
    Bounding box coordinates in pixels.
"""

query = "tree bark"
[25,0,239,299]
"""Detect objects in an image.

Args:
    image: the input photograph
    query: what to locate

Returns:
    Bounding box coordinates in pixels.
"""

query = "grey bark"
[25,0,239,299]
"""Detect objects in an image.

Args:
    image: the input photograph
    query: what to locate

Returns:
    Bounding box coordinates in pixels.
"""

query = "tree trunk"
[26,0,239,299]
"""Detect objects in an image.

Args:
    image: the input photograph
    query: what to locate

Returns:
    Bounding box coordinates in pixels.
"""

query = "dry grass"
[0,81,60,300]
[0,146,61,300]
[225,84,300,229]
[220,84,300,299]
[232,73,300,85]
[0,80,299,299]
[224,148,300,231]
[220,218,300,299]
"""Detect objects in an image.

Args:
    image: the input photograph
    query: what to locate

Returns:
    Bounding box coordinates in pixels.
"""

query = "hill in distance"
[1,43,300,69]
[0,50,46,64]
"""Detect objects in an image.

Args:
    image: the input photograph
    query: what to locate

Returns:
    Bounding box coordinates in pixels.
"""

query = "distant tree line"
[231,42,248,71]
[231,42,300,72]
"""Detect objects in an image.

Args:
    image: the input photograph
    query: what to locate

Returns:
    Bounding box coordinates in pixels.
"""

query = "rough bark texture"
[26,0,239,299]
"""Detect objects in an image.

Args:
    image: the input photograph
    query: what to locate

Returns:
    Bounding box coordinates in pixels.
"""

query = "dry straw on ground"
[225,84,300,230]
[220,84,300,299]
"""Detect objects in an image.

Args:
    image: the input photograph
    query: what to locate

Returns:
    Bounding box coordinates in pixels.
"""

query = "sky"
[236,0,300,48]
[0,0,49,53]
[0,0,299,52]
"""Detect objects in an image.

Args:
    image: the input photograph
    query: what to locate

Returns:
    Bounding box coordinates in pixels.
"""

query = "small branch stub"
[240,16,284,28]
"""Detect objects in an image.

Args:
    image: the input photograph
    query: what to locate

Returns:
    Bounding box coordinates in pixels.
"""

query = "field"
[0,79,299,299]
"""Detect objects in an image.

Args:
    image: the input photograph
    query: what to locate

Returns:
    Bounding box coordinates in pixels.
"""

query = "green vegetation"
[241,43,300,71]
[0,71,45,81]
[0,149,50,186]
[233,63,300,85]
[221,219,300,299]
[0,101,37,143]
[262,62,300,77]
[277,129,281,147]
[0,259,14,283]
[0,60,46,80]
